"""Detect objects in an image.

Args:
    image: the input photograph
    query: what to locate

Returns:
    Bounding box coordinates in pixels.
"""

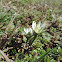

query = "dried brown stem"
[5,16,16,34]
[0,50,11,62]
[3,47,13,52]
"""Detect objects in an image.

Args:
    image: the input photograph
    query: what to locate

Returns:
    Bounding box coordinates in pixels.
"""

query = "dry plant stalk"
[0,50,11,62]
[5,16,16,34]
[0,14,21,49]
[0,16,15,49]
[3,47,13,52]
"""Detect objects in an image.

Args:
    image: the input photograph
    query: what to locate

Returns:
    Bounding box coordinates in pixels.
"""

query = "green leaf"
[51,59,57,62]
[29,36,34,43]
[23,36,27,42]
[16,59,21,62]
[1,60,4,62]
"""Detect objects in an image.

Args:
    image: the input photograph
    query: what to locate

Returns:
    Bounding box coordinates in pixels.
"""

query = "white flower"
[32,21,47,33]
[24,28,29,34]
[22,21,48,35]
[23,28,33,35]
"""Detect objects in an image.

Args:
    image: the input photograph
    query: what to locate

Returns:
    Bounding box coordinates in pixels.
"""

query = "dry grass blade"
[0,16,16,49]
[0,9,21,49]
[5,16,16,34]
[3,47,13,52]
[0,50,11,62]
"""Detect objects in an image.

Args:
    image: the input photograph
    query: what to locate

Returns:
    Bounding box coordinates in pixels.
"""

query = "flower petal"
[32,21,36,30]
[41,22,46,28]
[24,28,29,34]
[24,28,27,33]
[37,21,41,28]
[29,28,33,35]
